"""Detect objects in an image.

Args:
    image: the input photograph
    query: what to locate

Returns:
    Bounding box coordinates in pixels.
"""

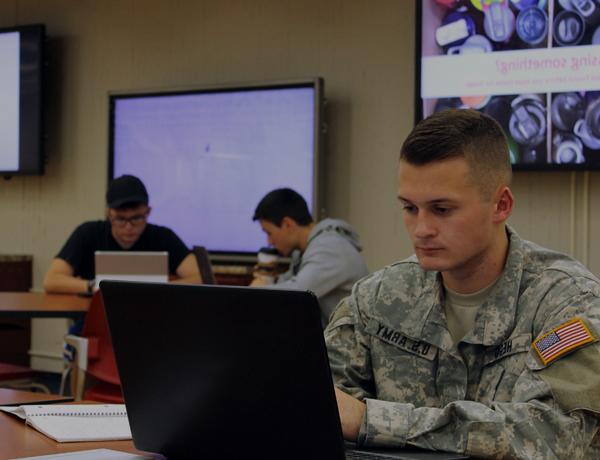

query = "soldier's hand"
[334,387,366,441]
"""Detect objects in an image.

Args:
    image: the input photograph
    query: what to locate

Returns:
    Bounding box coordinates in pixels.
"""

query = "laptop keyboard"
[346,449,400,459]
[346,447,468,459]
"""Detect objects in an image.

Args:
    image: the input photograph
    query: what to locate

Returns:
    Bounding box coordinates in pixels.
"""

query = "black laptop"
[100,281,467,460]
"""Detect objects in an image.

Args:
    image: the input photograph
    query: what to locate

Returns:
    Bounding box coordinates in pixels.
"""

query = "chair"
[192,245,217,285]
[63,291,123,403]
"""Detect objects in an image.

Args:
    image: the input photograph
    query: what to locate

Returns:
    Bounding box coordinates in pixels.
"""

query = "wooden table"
[0,391,160,459]
[0,292,90,319]
[0,292,90,373]
[0,410,153,459]
[0,388,73,406]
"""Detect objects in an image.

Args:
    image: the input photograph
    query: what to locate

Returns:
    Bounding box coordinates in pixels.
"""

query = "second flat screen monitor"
[110,79,323,254]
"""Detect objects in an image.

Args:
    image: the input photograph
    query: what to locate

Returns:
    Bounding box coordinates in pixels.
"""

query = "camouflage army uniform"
[325,227,600,459]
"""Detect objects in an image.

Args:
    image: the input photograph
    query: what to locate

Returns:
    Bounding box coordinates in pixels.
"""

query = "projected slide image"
[420,0,600,168]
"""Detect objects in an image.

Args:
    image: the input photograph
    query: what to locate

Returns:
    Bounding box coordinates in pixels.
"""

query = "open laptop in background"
[94,251,168,287]
[100,281,468,460]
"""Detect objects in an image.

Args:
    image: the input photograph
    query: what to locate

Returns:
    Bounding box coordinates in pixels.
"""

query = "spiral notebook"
[0,404,132,442]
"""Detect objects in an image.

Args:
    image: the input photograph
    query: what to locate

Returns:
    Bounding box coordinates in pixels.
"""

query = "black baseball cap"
[106,175,149,209]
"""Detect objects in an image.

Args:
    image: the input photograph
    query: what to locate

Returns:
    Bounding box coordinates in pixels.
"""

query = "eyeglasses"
[109,212,148,228]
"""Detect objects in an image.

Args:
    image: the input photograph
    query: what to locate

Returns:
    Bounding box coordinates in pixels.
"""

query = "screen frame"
[107,77,325,256]
[414,2,600,172]
[0,23,45,176]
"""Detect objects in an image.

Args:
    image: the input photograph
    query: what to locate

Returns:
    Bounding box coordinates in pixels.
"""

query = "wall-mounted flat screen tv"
[0,24,44,176]
[417,1,600,170]
[109,78,324,255]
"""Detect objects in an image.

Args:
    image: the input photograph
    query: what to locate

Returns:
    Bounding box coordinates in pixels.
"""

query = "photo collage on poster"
[419,0,600,168]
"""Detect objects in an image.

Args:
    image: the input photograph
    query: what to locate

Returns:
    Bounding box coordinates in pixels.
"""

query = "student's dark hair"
[253,188,313,226]
[400,109,512,198]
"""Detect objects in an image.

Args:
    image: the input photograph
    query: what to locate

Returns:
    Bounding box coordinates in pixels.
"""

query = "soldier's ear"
[493,186,513,224]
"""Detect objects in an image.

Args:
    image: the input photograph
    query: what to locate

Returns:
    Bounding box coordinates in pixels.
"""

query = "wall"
[0,0,598,370]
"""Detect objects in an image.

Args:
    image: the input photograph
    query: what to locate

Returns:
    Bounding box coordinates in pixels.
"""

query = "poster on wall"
[418,0,600,169]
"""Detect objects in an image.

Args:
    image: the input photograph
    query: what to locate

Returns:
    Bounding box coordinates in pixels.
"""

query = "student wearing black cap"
[43,175,201,294]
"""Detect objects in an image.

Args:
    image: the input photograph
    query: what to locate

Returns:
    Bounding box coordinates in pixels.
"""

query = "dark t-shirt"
[56,220,190,280]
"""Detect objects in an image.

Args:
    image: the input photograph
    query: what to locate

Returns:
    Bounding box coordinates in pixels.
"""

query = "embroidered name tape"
[366,320,437,361]
[484,334,531,366]
[533,318,595,366]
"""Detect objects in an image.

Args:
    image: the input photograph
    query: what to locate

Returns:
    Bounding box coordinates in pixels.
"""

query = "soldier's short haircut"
[400,109,512,199]
[253,188,313,226]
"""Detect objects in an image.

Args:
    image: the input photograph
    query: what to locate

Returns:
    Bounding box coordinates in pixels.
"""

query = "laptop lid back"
[94,251,168,285]
[192,245,217,285]
[100,281,346,460]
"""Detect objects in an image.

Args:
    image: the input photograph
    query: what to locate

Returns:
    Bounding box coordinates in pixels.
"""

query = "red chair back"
[81,291,122,401]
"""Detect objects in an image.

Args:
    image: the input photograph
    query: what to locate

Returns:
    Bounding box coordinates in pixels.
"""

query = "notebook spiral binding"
[34,411,127,417]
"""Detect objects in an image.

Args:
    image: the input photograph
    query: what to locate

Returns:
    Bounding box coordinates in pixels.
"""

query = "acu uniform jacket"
[326,227,600,459]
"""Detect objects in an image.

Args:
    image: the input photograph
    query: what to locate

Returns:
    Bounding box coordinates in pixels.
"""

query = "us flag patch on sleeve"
[533,318,595,366]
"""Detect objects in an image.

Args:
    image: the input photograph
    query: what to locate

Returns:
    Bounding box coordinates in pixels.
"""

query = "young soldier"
[327,109,600,458]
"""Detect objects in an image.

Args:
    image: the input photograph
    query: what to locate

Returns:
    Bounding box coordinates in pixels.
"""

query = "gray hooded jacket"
[275,218,369,325]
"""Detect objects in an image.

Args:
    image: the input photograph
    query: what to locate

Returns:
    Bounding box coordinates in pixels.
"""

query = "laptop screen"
[101,282,345,459]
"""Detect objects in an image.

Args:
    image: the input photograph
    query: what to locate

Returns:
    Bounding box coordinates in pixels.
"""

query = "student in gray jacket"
[251,188,369,326]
